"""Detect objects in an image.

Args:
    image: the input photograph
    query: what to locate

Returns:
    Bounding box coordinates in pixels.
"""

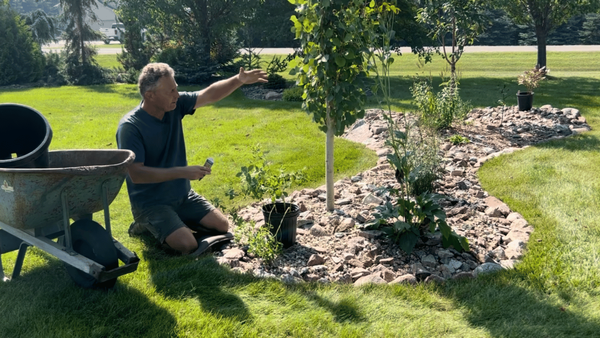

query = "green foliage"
[410,79,472,130]
[117,0,256,82]
[41,51,67,85]
[266,55,288,74]
[448,134,470,145]
[240,0,298,48]
[0,2,43,85]
[518,66,548,93]
[289,0,397,135]
[235,144,306,204]
[491,0,600,67]
[23,9,58,46]
[386,123,442,197]
[367,191,469,254]
[231,211,282,264]
[282,86,304,101]
[416,0,491,80]
[238,48,263,70]
[59,0,108,85]
[263,73,287,90]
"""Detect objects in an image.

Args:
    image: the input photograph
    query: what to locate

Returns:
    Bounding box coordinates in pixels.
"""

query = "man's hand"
[181,165,211,180]
[238,67,268,85]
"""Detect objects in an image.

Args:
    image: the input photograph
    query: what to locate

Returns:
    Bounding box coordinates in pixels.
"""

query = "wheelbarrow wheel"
[63,219,118,289]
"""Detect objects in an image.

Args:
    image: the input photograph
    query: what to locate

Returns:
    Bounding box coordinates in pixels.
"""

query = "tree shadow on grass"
[444,271,600,338]
[139,234,366,326]
[0,249,177,337]
[139,233,254,322]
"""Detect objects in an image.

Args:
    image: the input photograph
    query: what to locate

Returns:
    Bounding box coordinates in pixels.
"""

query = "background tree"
[0,0,44,85]
[116,0,257,83]
[241,0,298,48]
[9,0,60,15]
[59,0,105,84]
[290,0,397,211]
[23,9,59,46]
[492,0,600,68]
[416,0,490,83]
[580,13,600,44]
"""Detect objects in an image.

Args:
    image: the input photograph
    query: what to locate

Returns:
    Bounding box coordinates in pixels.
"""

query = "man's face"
[148,75,179,113]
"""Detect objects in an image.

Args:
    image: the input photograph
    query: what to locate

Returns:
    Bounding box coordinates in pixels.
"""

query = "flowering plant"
[518,66,548,93]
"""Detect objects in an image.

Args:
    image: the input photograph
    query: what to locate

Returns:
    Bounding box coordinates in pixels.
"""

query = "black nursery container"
[0,104,53,168]
[262,202,300,248]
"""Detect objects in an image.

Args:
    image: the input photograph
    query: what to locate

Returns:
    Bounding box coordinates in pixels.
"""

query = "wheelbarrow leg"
[12,242,30,280]
[0,254,6,282]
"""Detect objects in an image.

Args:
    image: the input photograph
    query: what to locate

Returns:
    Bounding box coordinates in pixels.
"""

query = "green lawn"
[0,51,599,337]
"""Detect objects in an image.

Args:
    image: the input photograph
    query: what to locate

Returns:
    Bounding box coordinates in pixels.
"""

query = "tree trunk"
[536,29,547,68]
[325,104,335,211]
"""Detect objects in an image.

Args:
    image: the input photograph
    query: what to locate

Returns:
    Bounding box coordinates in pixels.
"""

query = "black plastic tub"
[0,104,53,168]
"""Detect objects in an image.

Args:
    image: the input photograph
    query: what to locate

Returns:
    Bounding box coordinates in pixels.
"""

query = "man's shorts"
[130,190,215,243]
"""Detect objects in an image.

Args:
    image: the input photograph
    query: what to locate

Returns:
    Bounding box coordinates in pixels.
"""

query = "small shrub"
[264,73,287,90]
[231,211,281,265]
[235,144,306,204]
[283,86,304,101]
[386,124,442,197]
[448,134,470,145]
[411,80,472,130]
[367,191,469,254]
[518,66,548,93]
[42,52,67,85]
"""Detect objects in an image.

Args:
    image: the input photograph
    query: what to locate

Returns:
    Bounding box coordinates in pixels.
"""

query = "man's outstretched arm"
[194,67,268,108]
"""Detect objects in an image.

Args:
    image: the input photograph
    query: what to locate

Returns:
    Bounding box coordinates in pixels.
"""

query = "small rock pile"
[213,105,591,285]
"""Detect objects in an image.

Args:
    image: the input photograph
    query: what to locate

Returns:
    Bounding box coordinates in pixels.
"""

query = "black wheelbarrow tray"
[0,149,139,288]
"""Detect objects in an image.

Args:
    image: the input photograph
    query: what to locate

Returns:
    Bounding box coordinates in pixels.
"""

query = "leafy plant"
[236,144,306,205]
[386,126,442,197]
[230,210,282,265]
[366,5,467,255]
[518,66,548,93]
[367,191,469,255]
[448,134,470,145]
[410,79,472,130]
[282,86,303,101]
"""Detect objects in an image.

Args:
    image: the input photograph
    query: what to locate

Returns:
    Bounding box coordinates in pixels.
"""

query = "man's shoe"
[128,222,147,237]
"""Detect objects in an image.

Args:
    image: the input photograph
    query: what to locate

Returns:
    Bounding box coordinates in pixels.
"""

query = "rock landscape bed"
[213,103,591,286]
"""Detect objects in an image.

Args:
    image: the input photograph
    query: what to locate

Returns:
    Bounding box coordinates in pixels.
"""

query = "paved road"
[42,41,600,55]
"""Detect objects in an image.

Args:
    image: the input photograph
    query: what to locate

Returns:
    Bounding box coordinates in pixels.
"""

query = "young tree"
[290,0,397,211]
[416,0,489,84]
[492,0,600,68]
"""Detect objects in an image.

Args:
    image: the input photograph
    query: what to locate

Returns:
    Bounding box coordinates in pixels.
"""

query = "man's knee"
[203,209,230,233]
[165,227,198,255]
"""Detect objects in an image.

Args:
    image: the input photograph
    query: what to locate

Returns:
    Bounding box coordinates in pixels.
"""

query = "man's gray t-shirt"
[116,92,198,209]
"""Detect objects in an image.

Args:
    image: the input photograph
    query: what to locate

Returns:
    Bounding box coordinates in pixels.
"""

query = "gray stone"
[362,193,384,205]
[421,255,437,269]
[505,240,526,259]
[391,274,417,285]
[354,274,387,286]
[473,262,503,277]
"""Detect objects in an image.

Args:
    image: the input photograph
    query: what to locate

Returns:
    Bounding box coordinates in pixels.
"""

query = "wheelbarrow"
[0,149,139,288]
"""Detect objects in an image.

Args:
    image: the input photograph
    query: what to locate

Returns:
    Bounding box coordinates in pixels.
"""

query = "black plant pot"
[517,91,534,111]
[262,202,300,248]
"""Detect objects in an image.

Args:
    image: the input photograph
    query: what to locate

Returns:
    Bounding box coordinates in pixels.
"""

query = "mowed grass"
[0,51,599,337]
